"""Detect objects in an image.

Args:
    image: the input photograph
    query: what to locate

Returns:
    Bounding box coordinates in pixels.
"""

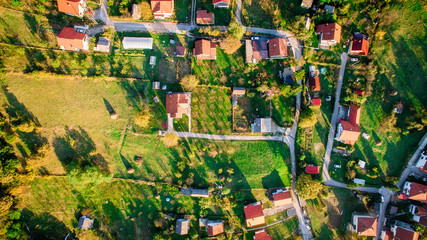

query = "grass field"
[174,0,191,22]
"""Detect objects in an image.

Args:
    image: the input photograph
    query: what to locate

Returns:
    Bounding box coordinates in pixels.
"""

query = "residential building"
[409,204,427,227]
[336,105,361,145]
[402,182,427,203]
[267,38,288,59]
[57,26,89,51]
[245,40,268,64]
[309,76,321,91]
[175,46,186,57]
[180,187,210,198]
[151,0,174,20]
[207,221,224,236]
[244,202,265,227]
[176,218,190,235]
[315,22,342,47]
[391,222,419,240]
[349,37,370,56]
[196,10,214,25]
[312,98,321,106]
[232,87,246,107]
[57,0,86,17]
[122,37,153,49]
[251,118,272,133]
[306,165,320,174]
[193,39,217,60]
[213,0,230,8]
[253,229,272,240]
[78,216,94,229]
[300,0,313,9]
[324,4,335,13]
[415,151,427,173]
[94,37,110,53]
[166,93,190,118]
[272,189,292,207]
[351,213,378,236]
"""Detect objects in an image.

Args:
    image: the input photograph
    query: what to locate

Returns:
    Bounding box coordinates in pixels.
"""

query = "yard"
[196,0,231,26]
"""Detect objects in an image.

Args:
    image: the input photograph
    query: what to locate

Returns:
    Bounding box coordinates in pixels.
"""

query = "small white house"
[353,178,366,185]
[122,37,153,49]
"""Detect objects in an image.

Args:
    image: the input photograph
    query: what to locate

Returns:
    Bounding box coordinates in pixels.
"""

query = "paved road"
[397,133,427,187]
[190,0,197,26]
[235,0,242,24]
[375,187,392,240]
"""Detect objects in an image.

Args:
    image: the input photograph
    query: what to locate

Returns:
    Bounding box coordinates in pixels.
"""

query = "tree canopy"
[299,107,317,128]
[295,173,323,200]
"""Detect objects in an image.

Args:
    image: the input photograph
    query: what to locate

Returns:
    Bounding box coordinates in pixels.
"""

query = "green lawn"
[174,0,191,22]
[196,0,231,26]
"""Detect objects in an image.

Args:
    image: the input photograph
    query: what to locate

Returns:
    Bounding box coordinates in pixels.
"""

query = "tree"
[227,21,246,40]
[294,69,306,82]
[289,16,312,42]
[220,36,242,55]
[377,112,400,134]
[180,75,199,92]
[295,174,323,200]
[134,109,151,128]
[161,133,180,148]
[299,108,317,128]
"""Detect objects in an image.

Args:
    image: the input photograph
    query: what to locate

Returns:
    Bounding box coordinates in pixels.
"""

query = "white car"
[334,164,341,168]
[350,58,359,62]
[251,36,260,40]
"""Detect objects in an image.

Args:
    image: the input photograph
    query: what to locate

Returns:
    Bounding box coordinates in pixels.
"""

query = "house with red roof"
[165,93,190,119]
[349,38,369,56]
[267,38,288,59]
[245,40,268,64]
[336,104,361,145]
[351,213,378,236]
[253,229,272,240]
[57,26,89,51]
[402,182,427,203]
[196,10,214,25]
[57,0,86,17]
[213,0,230,8]
[306,165,320,174]
[151,0,174,20]
[244,202,265,227]
[206,221,224,236]
[391,222,419,240]
[315,22,342,48]
[272,189,292,207]
[193,39,217,60]
[309,76,321,91]
[312,98,321,106]
[410,204,427,227]
[415,151,427,173]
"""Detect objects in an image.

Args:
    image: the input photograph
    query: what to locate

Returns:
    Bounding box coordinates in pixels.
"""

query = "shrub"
[180,75,199,92]
[220,36,242,54]
[134,110,151,128]
[161,133,180,148]
[299,108,317,128]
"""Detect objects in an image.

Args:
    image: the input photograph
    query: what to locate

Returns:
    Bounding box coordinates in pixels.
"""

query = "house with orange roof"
[309,76,321,91]
[315,22,342,48]
[349,37,370,56]
[57,0,86,17]
[151,0,174,20]
[244,202,265,227]
[402,182,427,203]
[267,38,288,59]
[165,93,190,119]
[196,10,214,25]
[336,104,362,145]
[213,0,230,8]
[57,26,89,51]
[193,39,217,60]
[207,221,224,236]
[272,189,292,207]
[253,229,272,240]
[351,213,378,236]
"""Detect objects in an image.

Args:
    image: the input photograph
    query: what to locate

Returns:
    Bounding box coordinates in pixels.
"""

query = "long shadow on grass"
[22,209,73,240]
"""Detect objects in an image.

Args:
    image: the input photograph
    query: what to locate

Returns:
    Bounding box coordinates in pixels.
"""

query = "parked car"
[251,36,260,40]
[334,164,341,168]
[350,58,358,62]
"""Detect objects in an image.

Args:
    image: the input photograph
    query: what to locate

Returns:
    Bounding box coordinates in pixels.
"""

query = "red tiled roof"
[309,76,321,91]
[196,10,214,25]
[312,98,321,106]
[244,202,264,220]
[252,40,268,60]
[348,105,361,126]
[356,216,377,236]
[383,230,393,240]
[418,216,427,227]
[316,22,342,43]
[268,38,288,58]
[350,38,369,56]
[395,226,419,240]
[339,120,361,145]
[306,165,320,174]
[254,230,272,240]
[414,205,427,216]
[355,89,366,96]
[151,0,173,15]
[175,46,186,56]
[207,222,224,236]
[165,93,189,118]
[273,191,291,201]
[213,0,230,4]
[57,0,82,16]
[193,39,216,60]
[57,27,87,51]
[408,182,427,203]
[418,161,427,173]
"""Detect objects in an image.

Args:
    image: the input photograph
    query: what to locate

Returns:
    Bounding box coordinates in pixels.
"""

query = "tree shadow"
[103,98,117,116]
[261,169,285,189]
[117,80,147,111]
[22,209,73,240]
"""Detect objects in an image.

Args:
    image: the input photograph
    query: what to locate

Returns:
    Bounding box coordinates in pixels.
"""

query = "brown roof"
[254,230,272,240]
[356,216,377,236]
[151,0,173,15]
[301,0,313,8]
[306,165,320,174]
[253,40,268,60]
[57,0,82,16]
[268,38,288,58]
[348,105,361,126]
[165,93,189,118]
[316,22,342,43]
[244,202,265,227]
[339,120,361,145]
[193,39,216,60]
[207,222,224,236]
[175,46,186,56]
[213,0,230,4]
[309,76,321,91]
[196,10,214,25]
[273,191,291,201]
[409,182,427,203]
[395,226,419,240]
[350,38,369,56]
[57,27,87,51]
[383,230,393,240]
